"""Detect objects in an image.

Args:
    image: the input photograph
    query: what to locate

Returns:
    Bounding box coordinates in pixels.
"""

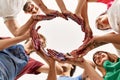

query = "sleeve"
[3,16,17,23]
[27,58,44,74]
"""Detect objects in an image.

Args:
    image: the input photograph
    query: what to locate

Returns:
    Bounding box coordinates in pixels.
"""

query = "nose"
[96,55,101,61]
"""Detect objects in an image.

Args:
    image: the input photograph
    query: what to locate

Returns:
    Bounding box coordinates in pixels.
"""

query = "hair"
[70,65,76,77]
[93,51,118,65]
[23,1,31,12]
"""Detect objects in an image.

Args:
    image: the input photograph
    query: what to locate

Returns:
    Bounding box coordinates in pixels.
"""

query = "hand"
[23,30,31,39]
[45,9,68,20]
[30,21,41,51]
[62,11,84,25]
[70,38,95,57]
[82,25,93,43]
[47,49,66,61]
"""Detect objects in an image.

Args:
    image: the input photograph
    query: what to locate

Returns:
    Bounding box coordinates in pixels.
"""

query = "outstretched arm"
[5,13,55,37]
[55,0,67,12]
[0,31,30,50]
[32,0,67,19]
[80,59,103,80]
[30,24,63,74]
[47,58,57,80]
[75,0,93,42]
[70,32,119,57]
[47,49,103,80]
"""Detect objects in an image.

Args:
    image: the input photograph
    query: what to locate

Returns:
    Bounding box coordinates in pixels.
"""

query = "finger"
[47,49,58,58]
[56,12,68,20]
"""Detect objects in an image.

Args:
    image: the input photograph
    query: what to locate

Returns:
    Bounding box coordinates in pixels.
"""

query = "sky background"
[0,0,118,80]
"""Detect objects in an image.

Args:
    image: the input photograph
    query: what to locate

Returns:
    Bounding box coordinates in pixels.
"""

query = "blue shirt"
[58,75,82,80]
[0,44,29,80]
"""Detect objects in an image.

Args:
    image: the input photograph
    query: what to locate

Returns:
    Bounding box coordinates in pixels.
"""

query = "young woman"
[70,0,120,57]
[55,0,114,42]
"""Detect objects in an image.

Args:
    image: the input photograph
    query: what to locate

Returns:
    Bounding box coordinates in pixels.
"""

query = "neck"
[97,66,106,76]
[24,45,34,55]
[60,72,70,77]
[60,70,71,77]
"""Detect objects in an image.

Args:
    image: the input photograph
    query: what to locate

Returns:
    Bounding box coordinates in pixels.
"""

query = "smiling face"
[93,52,109,66]
[95,13,111,30]
[23,2,39,14]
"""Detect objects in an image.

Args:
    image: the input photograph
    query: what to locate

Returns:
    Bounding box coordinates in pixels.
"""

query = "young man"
[1,0,65,37]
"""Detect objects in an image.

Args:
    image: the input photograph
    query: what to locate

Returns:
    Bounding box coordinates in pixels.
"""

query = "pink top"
[97,0,114,9]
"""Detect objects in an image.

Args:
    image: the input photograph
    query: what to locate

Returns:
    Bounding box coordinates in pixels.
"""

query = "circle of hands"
[30,9,94,61]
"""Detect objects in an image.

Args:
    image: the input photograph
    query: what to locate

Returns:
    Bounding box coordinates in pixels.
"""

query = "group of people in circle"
[0,0,120,80]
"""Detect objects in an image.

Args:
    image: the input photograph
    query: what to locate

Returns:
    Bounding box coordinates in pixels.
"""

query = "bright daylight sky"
[0,0,118,80]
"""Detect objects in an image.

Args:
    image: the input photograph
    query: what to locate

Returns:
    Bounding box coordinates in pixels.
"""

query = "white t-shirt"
[0,0,27,20]
[107,0,120,33]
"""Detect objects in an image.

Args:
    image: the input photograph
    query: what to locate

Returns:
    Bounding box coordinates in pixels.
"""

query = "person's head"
[95,12,111,30]
[58,62,76,77]
[23,1,39,14]
[25,33,46,53]
[93,51,118,66]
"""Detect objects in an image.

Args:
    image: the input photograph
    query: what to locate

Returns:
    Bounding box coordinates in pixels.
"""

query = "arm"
[80,59,103,80]
[47,49,103,80]
[95,32,120,44]
[35,48,63,74]
[70,32,119,57]
[47,59,57,80]
[32,0,48,14]
[0,31,29,50]
[75,0,93,42]
[5,17,34,37]
[55,0,67,12]
[32,0,66,19]
[5,14,55,37]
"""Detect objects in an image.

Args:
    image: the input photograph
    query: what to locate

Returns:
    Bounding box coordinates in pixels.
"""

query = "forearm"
[36,48,50,63]
[55,0,67,12]
[75,0,86,15]
[81,60,103,80]
[0,35,28,50]
[81,1,89,24]
[47,63,57,80]
[33,0,48,13]
[5,17,34,37]
[96,32,120,45]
